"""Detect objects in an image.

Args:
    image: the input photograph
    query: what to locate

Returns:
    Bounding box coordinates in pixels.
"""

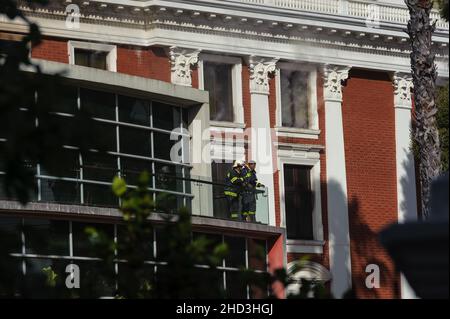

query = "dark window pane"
[80,88,115,120]
[58,85,78,114]
[38,113,76,147]
[182,109,189,129]
[226,271,247,299]
[40,179,80,204]
[0,175,5,200]
[192,232,222,265]
[153,131,179,161]
[24,219,69,256]
[0,217,22,253]
[40,148,79,179]
[155,227,169,261]
[74,49,108,70]
[83,152,118,182]
[155,163,183,192]
[204,62,233,122]
[0,256,23,298]
[224,236,246,268]
[77,260,115,298]
[22,258,68,298]
[284,165,314,240]
[117,224,153,260]
[83,183,118,207]
[119,126,151,157]
[118,95,150,126]
[117,263,154,296]
[248,238,267,271]
[86,121,117,152]
[152,102,180,131]
[154,192,183,214]
[72,222,114,258]
[281,70,310,129]
[120,157,153,186]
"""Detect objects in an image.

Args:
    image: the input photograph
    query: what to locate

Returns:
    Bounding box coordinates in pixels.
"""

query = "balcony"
[0,167,270,225]
[197,0,448,29]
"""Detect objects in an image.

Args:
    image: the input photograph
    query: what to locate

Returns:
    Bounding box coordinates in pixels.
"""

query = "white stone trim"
[275,63,319,131]
[323,64,352,298]
[198,53,244,125]
[323,64,351,101]
[248,55,278,95]
[286,260,331,296]
[274,127,321,139]
[392,72,419,299]
[277,147,324,243]
[286,240,325,254]
[210,137,246,162]
[168,46,201,87]
[68,40,117,72]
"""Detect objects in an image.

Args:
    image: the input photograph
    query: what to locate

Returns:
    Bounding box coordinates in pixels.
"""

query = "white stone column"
[393,72,419,299]
[248,56,278,226]
[168,46,200,87]
[323,64,352,298]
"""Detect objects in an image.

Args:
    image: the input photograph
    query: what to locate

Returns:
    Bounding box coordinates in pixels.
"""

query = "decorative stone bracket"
[393,72,414,109]
[169,46,201,87]
[323,64,351,101]
[248,56,279,95]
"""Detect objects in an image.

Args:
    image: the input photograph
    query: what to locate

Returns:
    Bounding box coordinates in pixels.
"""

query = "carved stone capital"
[393,72,414,109]
[323,64,351,101]
[169,46,201,87]
[248,56,279,95]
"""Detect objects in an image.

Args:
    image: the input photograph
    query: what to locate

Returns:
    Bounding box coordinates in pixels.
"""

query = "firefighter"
[224,160,244,220]
[242,160,264,222]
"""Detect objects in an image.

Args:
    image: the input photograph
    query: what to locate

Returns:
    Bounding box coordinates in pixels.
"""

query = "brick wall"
[31,38,68,63]
[117,46,170,82]
[342,69,400,299]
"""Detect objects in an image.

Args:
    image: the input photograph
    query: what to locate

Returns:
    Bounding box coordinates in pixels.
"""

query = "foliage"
[0,0,101,204]
[406,0,442,218]
[436,0,449,21]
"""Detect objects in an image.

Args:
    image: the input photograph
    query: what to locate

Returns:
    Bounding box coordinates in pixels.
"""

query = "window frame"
[277,147,324,253]
[68,41,117,72]
[198,53,244,127]
[275,63,319,139]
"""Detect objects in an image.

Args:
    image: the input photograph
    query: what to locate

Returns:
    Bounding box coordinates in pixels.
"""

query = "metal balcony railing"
[0,167,270,225]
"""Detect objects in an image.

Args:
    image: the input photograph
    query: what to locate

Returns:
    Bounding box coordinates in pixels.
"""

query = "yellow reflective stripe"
[224,191,238,197]
[247,211,256,215]
[231,214,239,218]
[230,177,239,183]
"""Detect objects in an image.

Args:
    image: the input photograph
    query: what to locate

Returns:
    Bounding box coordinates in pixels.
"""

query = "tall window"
[283,164,314,240]
[74,49,108,70]
[0,215,268,298]
[204,62,234,122]
[281,70,311,129]
[0,86,191,211]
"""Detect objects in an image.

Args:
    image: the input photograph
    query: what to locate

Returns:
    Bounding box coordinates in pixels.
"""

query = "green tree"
[405,0,444,218]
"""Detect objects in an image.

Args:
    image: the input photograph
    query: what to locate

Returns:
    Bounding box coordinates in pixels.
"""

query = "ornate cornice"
[168,46,200,87]
[393,72,414,109]
[248,56,278,95]
[323,64,351,102]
